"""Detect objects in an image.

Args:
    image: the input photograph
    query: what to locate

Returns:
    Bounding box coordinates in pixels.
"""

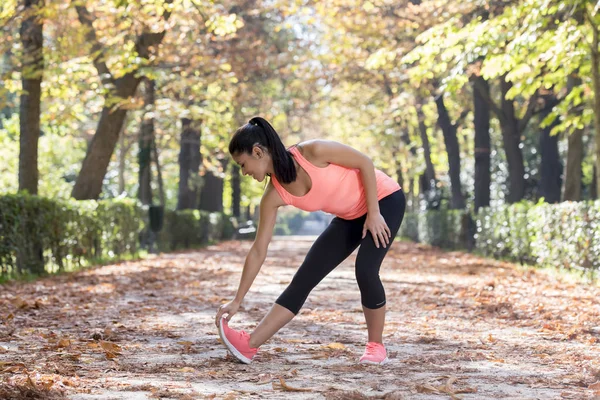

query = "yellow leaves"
[205,14,244,36]
[323,342,346,350]
[362,1,375,12]
[365,48,397,70]
[0,0,17,21]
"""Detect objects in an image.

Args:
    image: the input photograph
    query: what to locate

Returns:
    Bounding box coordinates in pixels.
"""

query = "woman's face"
[232,146,271,182]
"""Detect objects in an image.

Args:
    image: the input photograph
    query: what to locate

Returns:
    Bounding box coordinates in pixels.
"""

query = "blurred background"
[1,0,599,279]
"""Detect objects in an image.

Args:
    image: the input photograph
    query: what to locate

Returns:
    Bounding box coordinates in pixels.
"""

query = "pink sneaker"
[218,317,258,364]
[359,342,389,365]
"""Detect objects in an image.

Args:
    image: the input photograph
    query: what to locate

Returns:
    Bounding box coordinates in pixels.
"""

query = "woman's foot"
[218,317,258,364]
[359,342,389,365]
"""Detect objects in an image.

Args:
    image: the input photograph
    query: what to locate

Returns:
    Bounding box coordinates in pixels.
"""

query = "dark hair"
[228,116,297,184]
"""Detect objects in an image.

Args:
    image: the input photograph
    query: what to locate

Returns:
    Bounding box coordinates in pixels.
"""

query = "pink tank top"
[271,146,401,220]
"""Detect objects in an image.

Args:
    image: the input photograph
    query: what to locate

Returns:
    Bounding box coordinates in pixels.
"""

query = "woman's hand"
[215,300,241,327]
[363,212,391,248]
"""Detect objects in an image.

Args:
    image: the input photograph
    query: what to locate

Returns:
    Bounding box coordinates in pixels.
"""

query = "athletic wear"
[275,190,405,314]
[271,146,401,220]
[359,342,389,365]
[218,317,258,364]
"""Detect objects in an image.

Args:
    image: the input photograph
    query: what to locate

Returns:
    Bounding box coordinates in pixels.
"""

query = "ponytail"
[228,116,297,183]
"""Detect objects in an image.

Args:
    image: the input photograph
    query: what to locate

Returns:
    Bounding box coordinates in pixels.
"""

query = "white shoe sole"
[218,317,252,364]
[360,357,390,365]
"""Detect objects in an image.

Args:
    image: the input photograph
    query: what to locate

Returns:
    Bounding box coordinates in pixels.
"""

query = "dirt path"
[1,237,599,399]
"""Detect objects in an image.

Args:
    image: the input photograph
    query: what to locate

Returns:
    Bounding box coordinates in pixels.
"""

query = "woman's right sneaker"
[218,317,258,364]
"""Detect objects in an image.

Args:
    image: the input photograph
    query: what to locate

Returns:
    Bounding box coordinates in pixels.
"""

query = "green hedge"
[0,194,142,275]
[402,200,600,276]
[475,202,533,264]
[1,194,237,279]
[400,209,470,250]
[475,201,600,272]
[156,209,236,252]
[526,201,600,272]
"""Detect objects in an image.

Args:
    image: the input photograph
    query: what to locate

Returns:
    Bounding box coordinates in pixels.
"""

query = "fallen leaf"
[99,341,121,354]
[323,342,345,350]
[272,377,312,392]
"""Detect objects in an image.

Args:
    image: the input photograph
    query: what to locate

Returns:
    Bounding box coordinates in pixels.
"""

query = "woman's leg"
[355,190,406,343]
[249,217,363,348]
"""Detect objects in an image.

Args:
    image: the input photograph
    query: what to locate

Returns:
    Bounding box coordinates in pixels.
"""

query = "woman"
[215,116,406,365]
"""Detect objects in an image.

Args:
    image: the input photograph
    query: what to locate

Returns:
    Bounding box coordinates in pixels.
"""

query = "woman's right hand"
[215,300,241,327]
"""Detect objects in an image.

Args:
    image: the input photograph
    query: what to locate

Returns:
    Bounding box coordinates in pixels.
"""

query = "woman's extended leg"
[248,216,364,348]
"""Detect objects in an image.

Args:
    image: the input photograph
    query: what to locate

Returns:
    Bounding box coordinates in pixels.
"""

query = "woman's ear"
[253,145,263,159]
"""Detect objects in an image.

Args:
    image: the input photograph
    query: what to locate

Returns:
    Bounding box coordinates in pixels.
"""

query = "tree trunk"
[592,165,598,199]
[538,94,562,203]
[231,164,241,218]
[416,104,439,209]
[71,3,172,200]
[499,78,526,203]
[19,0,44,196]
[199,158,228,213]
[434,94,465,209]
[17,0,45,275]
[152,135,165,206]
[118,119,126,195]
[563,75,584,201]
[177,119,202,210]
[138,78,154,205]
[472,76,491,211]
[590,21,600,197]
[416,105,436,188]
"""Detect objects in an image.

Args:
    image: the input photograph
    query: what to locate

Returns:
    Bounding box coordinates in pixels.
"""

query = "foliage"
[156,208,235,251]
[0,194,142,276]
[400,209,470,250]
[475,200,600,274]
[475,201,534,264]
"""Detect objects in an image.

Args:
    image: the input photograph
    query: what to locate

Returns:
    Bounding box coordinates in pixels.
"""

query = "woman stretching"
[215,116,406,365]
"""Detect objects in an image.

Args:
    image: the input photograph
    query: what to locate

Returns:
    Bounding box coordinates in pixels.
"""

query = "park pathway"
[1,237,599,399]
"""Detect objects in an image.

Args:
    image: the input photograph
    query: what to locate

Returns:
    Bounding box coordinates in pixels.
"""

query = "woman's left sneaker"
[218,317,258,364]
[359,342,389,365]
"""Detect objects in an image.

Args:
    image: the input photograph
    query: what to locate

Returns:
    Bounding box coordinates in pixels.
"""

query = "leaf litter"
[0,238,599,399]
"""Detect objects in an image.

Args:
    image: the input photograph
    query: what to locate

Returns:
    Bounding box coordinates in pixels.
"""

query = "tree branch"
[74,5,114,87]
[455,109,470,128]
[518,90,540,133]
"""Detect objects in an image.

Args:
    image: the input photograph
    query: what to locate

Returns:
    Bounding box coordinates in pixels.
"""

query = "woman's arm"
[302,140,392,248]
[215,183,284,325]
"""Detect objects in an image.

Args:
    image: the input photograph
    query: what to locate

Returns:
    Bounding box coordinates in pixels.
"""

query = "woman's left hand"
[363,212,391,248]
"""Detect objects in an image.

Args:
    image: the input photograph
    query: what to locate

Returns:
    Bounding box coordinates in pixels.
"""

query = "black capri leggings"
[276,189,406,314]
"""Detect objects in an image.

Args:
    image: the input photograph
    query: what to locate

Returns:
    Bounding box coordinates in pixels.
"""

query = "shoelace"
[365,343,382,355]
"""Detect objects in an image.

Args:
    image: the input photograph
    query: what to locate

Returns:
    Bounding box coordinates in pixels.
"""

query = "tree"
[177,118,201,210]
[470,74,491,210]
[71,0,174,200]
[19,0,44,195]
[138,77,155,205]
